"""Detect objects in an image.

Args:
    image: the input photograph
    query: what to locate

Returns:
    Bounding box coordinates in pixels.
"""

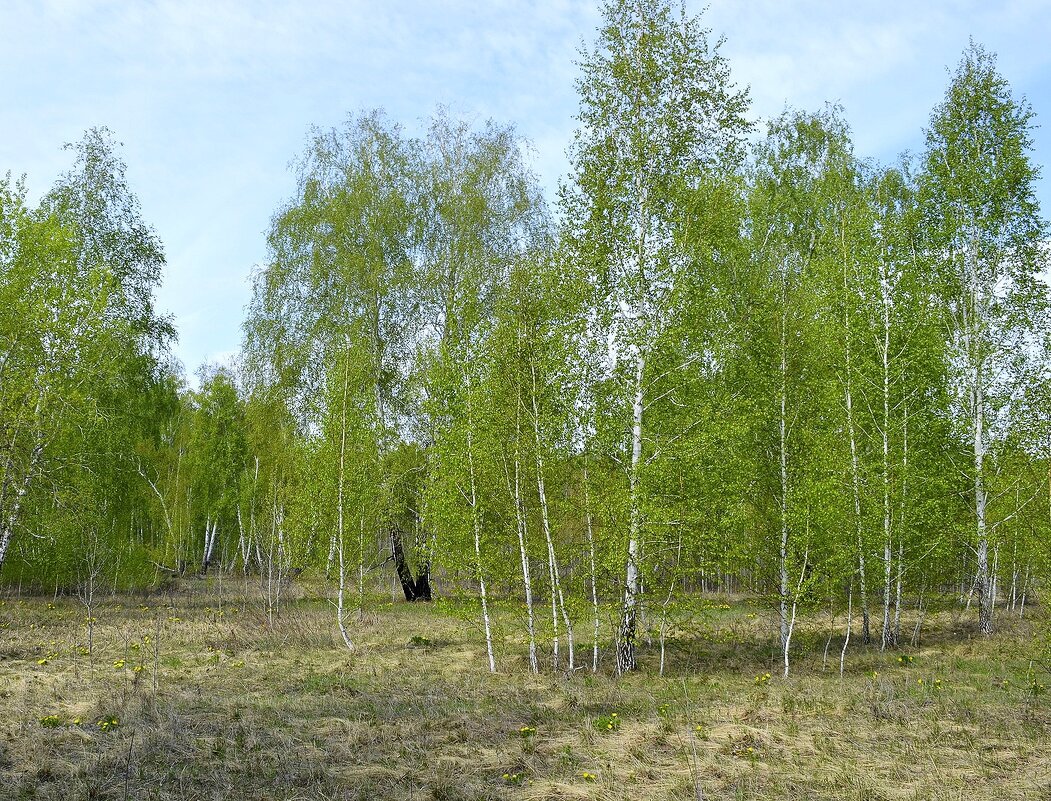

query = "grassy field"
[2,578,1049,800]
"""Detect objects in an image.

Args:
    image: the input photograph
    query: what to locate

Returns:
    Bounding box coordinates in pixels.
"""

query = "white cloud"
[2,0,1048,376]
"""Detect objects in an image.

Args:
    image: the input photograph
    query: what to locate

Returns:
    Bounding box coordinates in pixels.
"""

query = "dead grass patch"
[0,583,1048,799]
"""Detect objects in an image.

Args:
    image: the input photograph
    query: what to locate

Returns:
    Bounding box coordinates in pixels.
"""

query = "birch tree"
[1,129,172,584]
[563,0,749,673]
[245,111,417,625]
[920,43,1049,635]
[745,108,853,675]
[417,114,548,672]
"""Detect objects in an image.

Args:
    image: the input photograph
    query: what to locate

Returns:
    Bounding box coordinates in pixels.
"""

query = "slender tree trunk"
[880,300,894,650]
[508,312,538,672]
[894,404,908,644]
[658,537,681,677]
[327,532,337,579]
[911,587,926,646]
[547,530,560,667]
[1019,565,1029,618]
[202,520,217,574]
[236,507,251,574]
[990,544,999,615]
[617,355,645,674]
[778,293,791,659]
[975,366,993,634]
[583,456,600,673]
[335,520,354,651]
[532,365,573,671]
[840,580,852,678]
[0,402,45,576]
[1009,547,1017,612]
[357,516,366,620]
[465,377,496,673]
[963,246,994,636]
[512,442,538,673]
[822,594,835,671]
[842,249,871,645]
[335,342,353,647]
[893,540,904,645]
[840,248,874,643]
[0,465,35,573]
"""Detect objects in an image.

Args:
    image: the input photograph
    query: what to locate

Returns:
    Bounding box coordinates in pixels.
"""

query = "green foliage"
[1,18,1050,685]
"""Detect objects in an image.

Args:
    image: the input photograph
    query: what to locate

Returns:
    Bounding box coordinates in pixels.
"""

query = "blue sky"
[4,0,1050,381]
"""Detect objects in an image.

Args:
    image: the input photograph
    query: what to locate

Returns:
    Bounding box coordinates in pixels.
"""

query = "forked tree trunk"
[202,520,217,574]
[391,524,431,601]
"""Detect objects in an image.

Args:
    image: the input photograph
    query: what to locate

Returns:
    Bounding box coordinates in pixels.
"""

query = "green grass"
[0,581,1049,800]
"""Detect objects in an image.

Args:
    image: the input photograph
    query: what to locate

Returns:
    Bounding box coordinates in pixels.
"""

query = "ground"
[1,578,1049,800]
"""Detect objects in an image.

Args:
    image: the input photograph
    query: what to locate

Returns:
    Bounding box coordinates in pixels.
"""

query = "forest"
[2,1,1051,798]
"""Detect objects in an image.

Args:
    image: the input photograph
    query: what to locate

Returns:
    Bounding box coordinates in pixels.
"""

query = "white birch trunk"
[778,290,791,658]
[0,461,36,572]
[975,365,993,634]
[336,344,353,647]
[840,580,852,678]
[0,398,45,575]
[880,288,894,650]
[202,519,217,573]
[583,457,600,673]
[617,354,645,674]
[336,521,354,651]
[841,257,871,645]
[465,374,496,673]
[894,405,909,644]
[963,241,994,635]
[357,516,365,620]
[513,446,539,673]
[547,534,560,667]
[531,365,573,672]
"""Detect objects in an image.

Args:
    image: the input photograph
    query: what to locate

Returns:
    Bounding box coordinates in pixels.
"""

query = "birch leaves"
[564,0,750,674]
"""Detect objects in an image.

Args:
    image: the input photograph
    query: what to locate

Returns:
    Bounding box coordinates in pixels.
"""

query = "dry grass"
[1,580,1049,800]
